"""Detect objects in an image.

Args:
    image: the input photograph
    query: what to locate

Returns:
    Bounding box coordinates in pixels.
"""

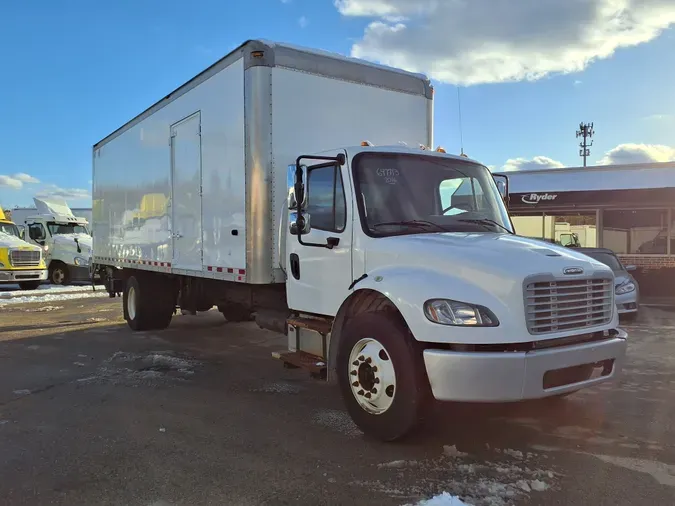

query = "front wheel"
[49,263,70,285]
[337,311,430,442]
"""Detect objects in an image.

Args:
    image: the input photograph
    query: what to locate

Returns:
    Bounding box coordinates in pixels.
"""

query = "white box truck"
[92,40,627,441]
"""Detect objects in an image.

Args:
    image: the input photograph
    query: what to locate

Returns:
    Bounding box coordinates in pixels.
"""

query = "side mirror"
[289,212,311,236]
[287,164,307,210]
[625,264,637,272]
[492,174,509,206]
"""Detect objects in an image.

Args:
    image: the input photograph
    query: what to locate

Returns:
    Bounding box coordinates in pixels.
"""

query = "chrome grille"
[525,276,613,335]
[9,249,41,267]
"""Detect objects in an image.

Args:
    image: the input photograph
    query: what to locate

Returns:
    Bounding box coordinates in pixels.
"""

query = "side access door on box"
[170,112,203,272]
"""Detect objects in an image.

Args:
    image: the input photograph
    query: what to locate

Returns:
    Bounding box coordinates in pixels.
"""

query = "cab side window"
[307,165,347,232]
[28,223,46,241]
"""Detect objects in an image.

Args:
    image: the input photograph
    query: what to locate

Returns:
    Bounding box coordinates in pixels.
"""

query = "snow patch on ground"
[75,350,199,387]
[410,492,473,505]
[0,291,109,306]
[0,284,105,296]
[355,446,558,506]
[24,305,64,312]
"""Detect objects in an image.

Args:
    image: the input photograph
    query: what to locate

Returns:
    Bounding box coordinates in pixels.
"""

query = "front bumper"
[423,330,628,402]
[0,269,48,283]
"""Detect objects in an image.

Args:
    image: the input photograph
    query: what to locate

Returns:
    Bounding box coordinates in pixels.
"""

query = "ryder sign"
[522,193,558,205]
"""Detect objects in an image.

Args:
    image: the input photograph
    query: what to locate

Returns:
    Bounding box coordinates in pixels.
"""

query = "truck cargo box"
[92,40,433,285]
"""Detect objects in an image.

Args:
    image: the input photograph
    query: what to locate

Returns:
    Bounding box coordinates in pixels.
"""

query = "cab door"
[286,150,353,316]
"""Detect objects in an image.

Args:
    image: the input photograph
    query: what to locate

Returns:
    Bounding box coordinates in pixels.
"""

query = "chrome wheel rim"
[348,338,396,415]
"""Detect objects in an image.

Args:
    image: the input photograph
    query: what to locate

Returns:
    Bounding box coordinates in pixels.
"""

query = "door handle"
[326,237,340,249]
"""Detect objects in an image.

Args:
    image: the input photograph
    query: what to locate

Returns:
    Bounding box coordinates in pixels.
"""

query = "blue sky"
[1,0,674,208]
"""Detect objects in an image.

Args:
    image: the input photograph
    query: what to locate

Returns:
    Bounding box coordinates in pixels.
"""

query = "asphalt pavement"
[0,298,673,506]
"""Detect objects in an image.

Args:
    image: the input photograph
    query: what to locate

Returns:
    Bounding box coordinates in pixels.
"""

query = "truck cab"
[22,198,93,285]
[284,144,627,440]
[0,206,47,290]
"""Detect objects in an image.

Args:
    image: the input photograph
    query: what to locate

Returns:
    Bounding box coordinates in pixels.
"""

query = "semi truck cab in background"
[22,198,93,285]
[0,206,47,290]
[92,40,627,441]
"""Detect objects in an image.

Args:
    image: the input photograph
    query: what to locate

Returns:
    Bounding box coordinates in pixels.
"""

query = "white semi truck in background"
[21,198,93,285]
[92,40,627,441]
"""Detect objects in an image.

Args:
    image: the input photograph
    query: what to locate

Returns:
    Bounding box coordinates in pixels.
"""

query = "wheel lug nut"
[350,370,357,376]
[352,381,359,387]
[374,378,380,384]
[372,366,378,372]
[352,361,359,366]
[365,357,372,364]
[357,389,365,396]
[371,388,377,394]
[365,392,372,399]
[358,355,365,361]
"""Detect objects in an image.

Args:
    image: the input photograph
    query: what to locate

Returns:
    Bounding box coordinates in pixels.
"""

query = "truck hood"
[361,232,616,344]
[52,233,93,256]
[365,232,611,282]
[0,232,42,251]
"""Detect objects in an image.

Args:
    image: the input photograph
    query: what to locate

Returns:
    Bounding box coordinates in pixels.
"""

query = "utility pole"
[576,122,594,167]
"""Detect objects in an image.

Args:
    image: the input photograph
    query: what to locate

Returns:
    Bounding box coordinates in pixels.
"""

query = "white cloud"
[0,172,41,189]
[574,80,583,86]
[335,0,675,85]
[0,175,23,190]
[501,156,565,172]
[643,113,673,121]
[36,185,91,202]
[12,173,40,184]
[298,16,309,28]
[596,143,675,165]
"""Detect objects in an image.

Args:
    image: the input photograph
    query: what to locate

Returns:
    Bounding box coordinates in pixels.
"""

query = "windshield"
[0,222,20,237]
[584,251,625,272]
[352,152,513,237]
[47,222,89,235]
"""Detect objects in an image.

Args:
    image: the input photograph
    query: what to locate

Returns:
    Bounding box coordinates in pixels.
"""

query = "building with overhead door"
[494,161,675,297]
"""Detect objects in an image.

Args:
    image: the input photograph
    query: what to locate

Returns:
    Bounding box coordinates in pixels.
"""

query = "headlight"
[0,262,5,268]
[616,282,636,295]
[424,299,499,327]
[74,256,90,266]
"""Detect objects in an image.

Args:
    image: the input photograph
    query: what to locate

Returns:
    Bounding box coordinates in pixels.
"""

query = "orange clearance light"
[251,50,264,59]
[361,140,374,146]
[460,152,468,158]
[436,146,446,153]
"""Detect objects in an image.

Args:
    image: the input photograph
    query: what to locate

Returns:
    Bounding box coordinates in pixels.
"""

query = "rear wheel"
[18,280,41,290]
[337,311,430,442]
[49,263,70,285]
[123,274,176,331]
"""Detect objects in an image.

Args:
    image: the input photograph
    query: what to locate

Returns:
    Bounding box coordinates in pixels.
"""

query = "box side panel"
[93,58,246,278]
[270,67,431,278]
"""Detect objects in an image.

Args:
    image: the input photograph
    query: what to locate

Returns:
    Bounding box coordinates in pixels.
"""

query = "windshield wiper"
[372,220,448,233]
[456,218,514,234]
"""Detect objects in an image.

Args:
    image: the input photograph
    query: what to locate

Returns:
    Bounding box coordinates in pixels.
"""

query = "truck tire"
[18,280,41,290]
[218,303,253,322]
[337,311,430,442]
[49,263,70,285]
[123,275,175,331]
